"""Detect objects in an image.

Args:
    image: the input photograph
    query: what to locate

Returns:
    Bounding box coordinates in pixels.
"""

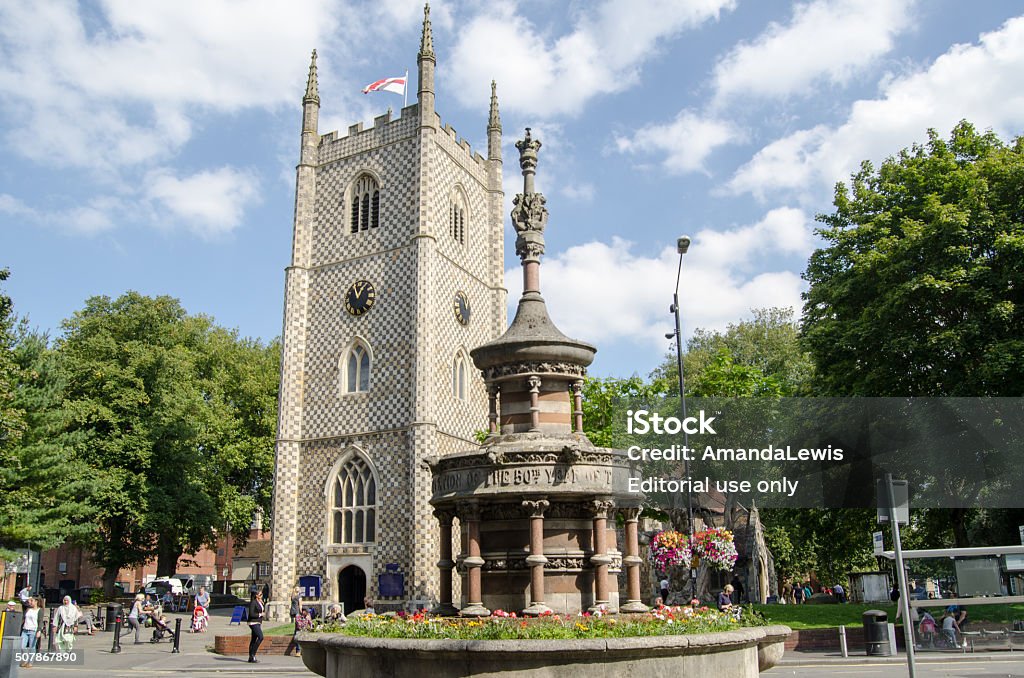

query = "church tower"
[270,5,506,616]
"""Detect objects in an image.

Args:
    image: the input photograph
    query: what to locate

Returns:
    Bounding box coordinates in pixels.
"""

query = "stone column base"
[430,603,460,617]
[460,603,491,617]
[619,601,650,614]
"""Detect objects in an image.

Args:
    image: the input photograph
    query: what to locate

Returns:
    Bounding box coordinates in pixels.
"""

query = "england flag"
[363,74,407,96]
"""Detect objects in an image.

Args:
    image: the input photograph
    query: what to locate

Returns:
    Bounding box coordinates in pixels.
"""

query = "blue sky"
[3,0,1023,379]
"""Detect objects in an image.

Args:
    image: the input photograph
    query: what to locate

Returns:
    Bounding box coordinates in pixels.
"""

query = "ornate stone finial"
[511,128,548,264]
[419,3,435,60]
[304,49,319,105]
[488,80,501,132]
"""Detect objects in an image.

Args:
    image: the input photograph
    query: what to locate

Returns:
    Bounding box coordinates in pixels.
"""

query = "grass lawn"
[753,602,1024,630]
[263,623,296,636]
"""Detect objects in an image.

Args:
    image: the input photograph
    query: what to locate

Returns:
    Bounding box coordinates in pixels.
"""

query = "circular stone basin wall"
[297,625,791,678]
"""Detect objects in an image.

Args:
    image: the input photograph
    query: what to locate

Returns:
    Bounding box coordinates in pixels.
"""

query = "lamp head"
[677,236,691,254]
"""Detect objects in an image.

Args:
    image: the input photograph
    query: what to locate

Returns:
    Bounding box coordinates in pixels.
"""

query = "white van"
[145,577,193,595]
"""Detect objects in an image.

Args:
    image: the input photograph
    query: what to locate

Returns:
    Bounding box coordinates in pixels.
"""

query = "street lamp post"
[666,235,696,601]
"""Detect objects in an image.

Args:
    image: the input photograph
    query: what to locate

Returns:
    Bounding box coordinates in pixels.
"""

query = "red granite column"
[619,506,649,613]
[459,502,489,617]
[571,380,584,432]
[521,498,551,616]
[487,384,500,435]
[432,509,458,616]
[527,377,541,432]
[588,499,614,612]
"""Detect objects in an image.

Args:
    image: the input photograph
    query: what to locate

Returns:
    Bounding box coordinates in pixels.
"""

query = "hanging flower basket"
[648,530,692,571]
[691,528,738,571]
[649,528,738,573]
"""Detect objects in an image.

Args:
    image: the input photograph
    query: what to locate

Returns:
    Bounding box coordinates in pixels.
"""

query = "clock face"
[454,291,471,325]
[345,280,376,316]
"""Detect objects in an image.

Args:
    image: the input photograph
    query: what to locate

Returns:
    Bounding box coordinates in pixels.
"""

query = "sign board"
[378,571,405,598]
[228,605,248,625]
[298,575,322,598]
[1004,554,1024,572]
[873,531,885,556]
[877,479,909,524]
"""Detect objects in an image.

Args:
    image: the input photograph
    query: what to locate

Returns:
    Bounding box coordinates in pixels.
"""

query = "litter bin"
[105,602,123,632]
[863,609,890,656]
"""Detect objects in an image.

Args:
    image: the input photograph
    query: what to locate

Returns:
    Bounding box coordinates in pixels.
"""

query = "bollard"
[47,608,55,652]
[839,625,848,658]
[171,618,182,654]
[111,615,122,654]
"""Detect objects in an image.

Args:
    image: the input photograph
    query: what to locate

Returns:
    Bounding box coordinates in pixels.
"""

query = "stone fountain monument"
[428,129,648,617]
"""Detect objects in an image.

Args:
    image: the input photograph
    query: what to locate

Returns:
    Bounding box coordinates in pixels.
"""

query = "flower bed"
[313,604,763,641]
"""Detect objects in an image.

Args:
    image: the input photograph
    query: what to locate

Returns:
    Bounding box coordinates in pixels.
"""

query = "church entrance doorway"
[338,565,366,614]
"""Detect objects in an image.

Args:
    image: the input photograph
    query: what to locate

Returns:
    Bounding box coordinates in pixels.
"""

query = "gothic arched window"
[452,351,467,401]
[330,454,377,544]
[449,189,467,245]
[341,340,371,393]
[350,174,380,233]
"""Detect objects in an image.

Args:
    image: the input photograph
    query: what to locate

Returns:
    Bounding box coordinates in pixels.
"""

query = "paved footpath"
[7,609,311,678]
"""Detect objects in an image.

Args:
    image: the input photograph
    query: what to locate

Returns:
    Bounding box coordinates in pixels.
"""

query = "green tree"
[803,120,1024,397]
[653,307,814,397]
[0,268,28,559]
[58,292,279,591]
[802,121,1024,548]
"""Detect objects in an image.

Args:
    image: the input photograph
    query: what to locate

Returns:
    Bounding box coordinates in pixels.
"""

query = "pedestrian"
[195,585,211,610]
[782,580,793,605]
[730,574,744,605]
[946,604,968,632]
[127,593,145,644]
[286,586,303,657]
[833,582,847,603]
[18,585,31,611]
[659,576,670,604]
[363,597,375,615]
[19,597,40,668]
[718,585,734,613]
[792,582,802,604]
[54,595,80,651]
[248,590,265,663]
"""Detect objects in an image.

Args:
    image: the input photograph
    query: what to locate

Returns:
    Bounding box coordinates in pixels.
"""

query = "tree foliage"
[803,121,1024,397]
[803,121,1024,549]
[57,292,278,590]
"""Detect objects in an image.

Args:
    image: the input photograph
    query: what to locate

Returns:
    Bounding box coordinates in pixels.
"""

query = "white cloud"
[712,0,915,103]
[726,16,1024,199]
[145,167,260,238]
[613,110,742,173]
[0,1,341,172]
[0,193,122,235]
[505,210,810,353]
[561,183,595,202]
[449,0,736,117]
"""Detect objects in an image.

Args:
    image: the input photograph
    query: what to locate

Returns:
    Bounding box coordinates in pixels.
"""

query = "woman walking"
[54,596,80,651]
[19,597,40,668]
[248,590,265,663]
[127,593,145,644]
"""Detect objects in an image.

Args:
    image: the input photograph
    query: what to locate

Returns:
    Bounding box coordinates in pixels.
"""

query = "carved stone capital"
[458,501,481,522]
[619,506,642,522]
[522,498,550,518]
[433,508,455,526]
[527,376,542,392]
[589,499,615,519]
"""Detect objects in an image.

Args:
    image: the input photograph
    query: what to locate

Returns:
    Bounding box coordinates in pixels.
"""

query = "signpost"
[880,474,916,678]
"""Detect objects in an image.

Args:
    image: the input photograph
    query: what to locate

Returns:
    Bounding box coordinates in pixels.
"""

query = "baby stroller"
[191,605,209,633]
[150,614,175,643]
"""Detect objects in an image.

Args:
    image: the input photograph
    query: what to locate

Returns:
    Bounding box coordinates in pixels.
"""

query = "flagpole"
[404,70,408,108]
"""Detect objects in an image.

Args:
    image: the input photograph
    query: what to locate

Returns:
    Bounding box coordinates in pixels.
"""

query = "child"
[941,611,959,647]
[191,604,209,633]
